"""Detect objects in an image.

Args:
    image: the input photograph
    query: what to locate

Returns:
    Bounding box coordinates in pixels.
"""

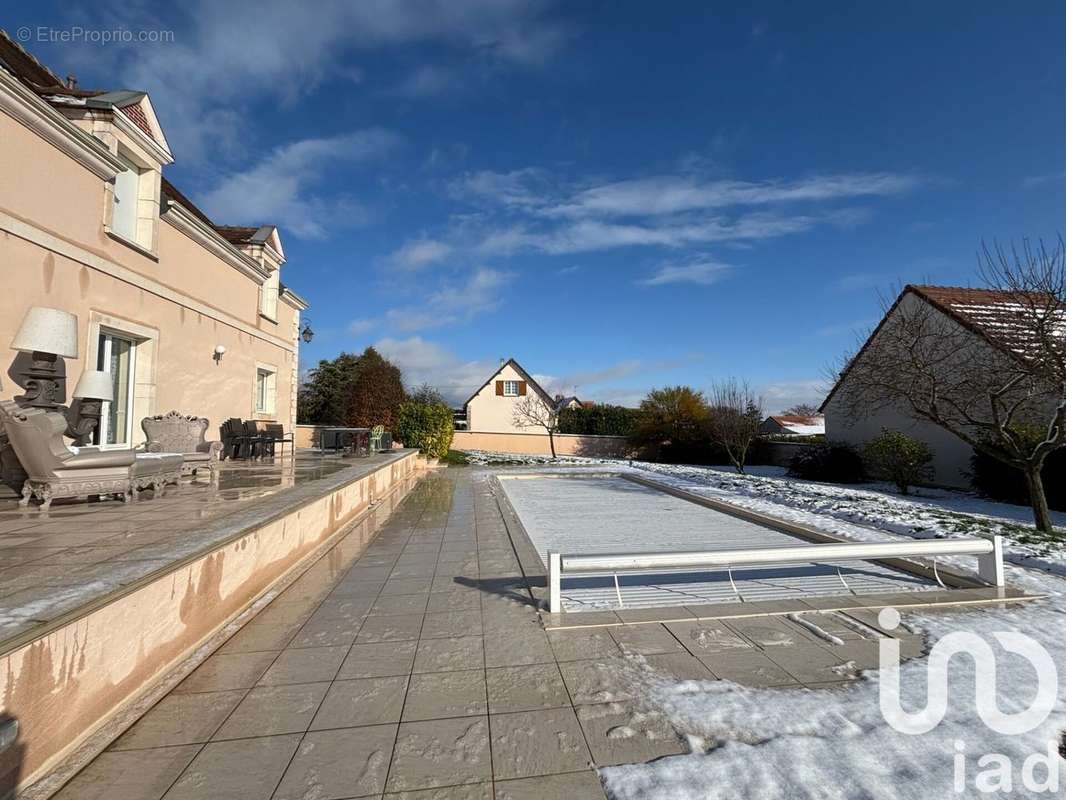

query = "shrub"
[630,386,710,457]
[394,402,454,459]
[971,445,1066,511]
[788,442,866,483]
[862,429,934,494]
[558,404,640,436]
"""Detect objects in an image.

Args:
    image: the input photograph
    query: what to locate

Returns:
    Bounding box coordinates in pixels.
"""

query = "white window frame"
[259,270,279,322]
[255,365,277,416]
[95,329,138,448]
[110,153,141,244]
[503,380,520,397]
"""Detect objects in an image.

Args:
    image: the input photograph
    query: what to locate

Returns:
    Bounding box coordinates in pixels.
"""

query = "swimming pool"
[497,473,939,612]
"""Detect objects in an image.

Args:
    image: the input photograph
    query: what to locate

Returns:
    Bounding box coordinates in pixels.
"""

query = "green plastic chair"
[369,425,384,452]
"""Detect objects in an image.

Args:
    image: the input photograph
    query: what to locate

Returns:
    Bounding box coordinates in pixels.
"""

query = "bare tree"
[830,238,1066,532]
[783,403,820,417]
[707,378,763,473]
[513,395,561,458]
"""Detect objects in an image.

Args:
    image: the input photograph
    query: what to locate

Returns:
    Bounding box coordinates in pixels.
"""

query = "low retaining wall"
[294,424,320,449]
[452,430,632,458]
[0,450,423,793]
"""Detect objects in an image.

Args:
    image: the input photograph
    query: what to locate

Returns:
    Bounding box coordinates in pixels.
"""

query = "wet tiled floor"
[0,451,408,645]
[50,467,930,800]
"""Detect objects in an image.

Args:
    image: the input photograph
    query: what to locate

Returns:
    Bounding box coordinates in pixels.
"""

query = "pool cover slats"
[498,474,937,612]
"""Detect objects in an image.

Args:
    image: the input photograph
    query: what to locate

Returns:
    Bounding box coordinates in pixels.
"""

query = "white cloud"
[373,336,497,404]
[757,379,829,415]
[103,0,571,161]
[347,318,375,335]
[383,267,512,332]
[449,168,921,257]
[1022,170,1066,188]
[199,129,400,237]
[394,64,462,97]
[450,170,919,220]
[388,239,453,270]
[476,213,819,256]
[638,259,733,287]
[448,167,553,208]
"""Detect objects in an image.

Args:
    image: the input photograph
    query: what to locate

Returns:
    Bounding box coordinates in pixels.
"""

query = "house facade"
[821,285,1032,488]
[759,414,825,436]
[0,33,306,459]
[463,358,558,434]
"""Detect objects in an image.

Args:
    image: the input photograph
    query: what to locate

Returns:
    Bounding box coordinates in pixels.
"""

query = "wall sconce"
[300,319,314,344]
[213,345,226,365]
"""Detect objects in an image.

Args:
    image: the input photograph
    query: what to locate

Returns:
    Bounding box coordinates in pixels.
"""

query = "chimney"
[65,74,77,89]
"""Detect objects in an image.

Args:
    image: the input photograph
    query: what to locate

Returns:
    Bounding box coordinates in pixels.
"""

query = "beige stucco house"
[0,32,306,460]
[821,284,1033,488]
[464,358,568,434]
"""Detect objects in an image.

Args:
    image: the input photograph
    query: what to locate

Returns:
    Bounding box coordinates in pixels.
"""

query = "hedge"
[558,405,640,437]
[394,401,454,459]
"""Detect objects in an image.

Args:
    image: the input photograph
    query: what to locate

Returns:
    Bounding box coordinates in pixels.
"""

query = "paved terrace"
[46,466,954,800]
[0,451,407,647]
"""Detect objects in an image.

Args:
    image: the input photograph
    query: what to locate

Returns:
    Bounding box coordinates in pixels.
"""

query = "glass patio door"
[94,331,136,446]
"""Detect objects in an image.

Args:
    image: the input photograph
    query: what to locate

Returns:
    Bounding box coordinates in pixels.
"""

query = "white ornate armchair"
[141,411,222,475]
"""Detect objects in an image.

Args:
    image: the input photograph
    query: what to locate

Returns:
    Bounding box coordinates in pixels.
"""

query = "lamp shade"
[11,307,78,358]
[72,370,114,401]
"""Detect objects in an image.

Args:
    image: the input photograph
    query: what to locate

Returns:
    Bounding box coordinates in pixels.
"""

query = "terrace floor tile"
[311,675,409,729]
[274,725,397,800]
[489,708,592,780]
[386,717,492,792]
[161,734,301,800]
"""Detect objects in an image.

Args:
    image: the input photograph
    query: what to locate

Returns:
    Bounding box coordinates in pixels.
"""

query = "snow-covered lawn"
[600,602,1066,799]
[467,450,1066,798]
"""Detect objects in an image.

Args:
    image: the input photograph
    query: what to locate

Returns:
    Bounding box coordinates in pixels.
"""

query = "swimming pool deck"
[38,466,1031,800]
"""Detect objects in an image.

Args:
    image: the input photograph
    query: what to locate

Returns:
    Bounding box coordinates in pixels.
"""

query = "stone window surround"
[254,361,278,420]
[85,312,160,449]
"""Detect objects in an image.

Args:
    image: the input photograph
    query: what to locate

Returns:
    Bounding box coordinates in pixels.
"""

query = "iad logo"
[876,607,1061,794]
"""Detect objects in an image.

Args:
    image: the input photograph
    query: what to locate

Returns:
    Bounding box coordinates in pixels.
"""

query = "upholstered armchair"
[0,400,135,509]
[141,411,222,475]
[1,401,183,509]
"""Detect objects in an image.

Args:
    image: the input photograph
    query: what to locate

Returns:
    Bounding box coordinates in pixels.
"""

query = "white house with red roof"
[821,284,1046,488]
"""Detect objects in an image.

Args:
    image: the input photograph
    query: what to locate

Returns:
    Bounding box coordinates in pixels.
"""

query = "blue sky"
[10,2,1066,409]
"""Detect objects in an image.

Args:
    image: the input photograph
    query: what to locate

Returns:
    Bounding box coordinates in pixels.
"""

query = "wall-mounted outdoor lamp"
[300,319,314,344]
[11,307,78,410]
[213,344,227,365]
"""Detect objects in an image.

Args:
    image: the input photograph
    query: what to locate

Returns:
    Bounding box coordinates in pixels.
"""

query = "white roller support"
[547,535,1004,613]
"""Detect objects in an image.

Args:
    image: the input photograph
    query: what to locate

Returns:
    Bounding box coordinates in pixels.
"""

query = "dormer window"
[111,154,141,242]
[107,148,158,253]
[260,270,279,321]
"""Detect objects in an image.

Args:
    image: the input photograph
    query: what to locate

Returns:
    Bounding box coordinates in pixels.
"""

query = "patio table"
[319,427,371,454]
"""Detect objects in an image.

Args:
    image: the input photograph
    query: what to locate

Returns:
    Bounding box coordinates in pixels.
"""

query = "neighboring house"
[0,32,307,453]
[760,414,825,436]
[821,284,1027,488]
[463,359,563,433]
[554,395,584,411]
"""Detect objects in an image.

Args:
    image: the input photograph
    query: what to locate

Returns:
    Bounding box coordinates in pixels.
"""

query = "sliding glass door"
[94,331,136,446]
